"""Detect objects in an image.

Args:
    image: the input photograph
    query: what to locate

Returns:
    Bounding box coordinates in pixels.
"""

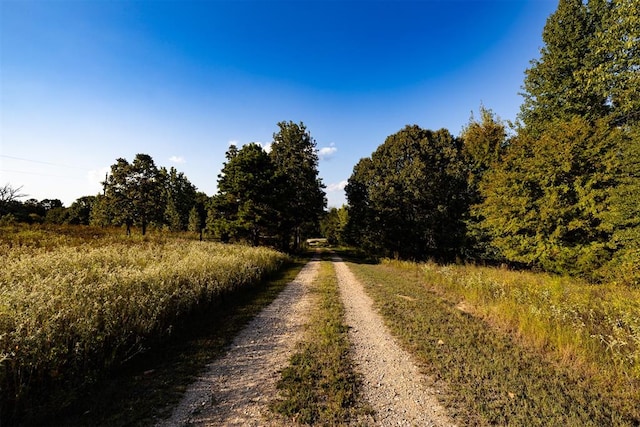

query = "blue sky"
[1,0,557,208]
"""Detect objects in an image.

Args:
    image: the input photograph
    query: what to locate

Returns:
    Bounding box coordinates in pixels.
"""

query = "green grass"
[272,254,369,425]
[418,261,640,378]
[344,257,640,426]
[47,256,307,426]
[0,226,291,425]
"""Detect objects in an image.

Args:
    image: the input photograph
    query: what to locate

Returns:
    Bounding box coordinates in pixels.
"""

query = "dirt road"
[158,255,454,426]
[333,256,454,426]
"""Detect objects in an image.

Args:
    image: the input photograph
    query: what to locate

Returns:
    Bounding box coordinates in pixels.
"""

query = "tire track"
[333,256,455,426]
[157,255,320,426]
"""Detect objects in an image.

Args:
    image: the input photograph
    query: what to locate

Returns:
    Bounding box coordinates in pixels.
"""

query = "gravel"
[334,256,456,427]
[156,255,320,426]
[158,254,455,426]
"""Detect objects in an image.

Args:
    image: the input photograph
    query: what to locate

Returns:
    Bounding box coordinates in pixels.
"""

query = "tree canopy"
[476,117,623,276]
[208,143,278,245]
[207,121,326,252]
[346,125,467,260]
[519,0,610,136]
[269,121,326,251]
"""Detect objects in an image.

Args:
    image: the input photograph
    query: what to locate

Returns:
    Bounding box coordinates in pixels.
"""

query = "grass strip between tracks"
[272,255,369,424]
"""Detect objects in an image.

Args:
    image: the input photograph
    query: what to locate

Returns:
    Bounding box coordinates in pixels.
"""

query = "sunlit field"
[0,225,288,422]
[347,257,640,424]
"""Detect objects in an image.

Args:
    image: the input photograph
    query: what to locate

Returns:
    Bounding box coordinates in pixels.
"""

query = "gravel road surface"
[158,254,454,426]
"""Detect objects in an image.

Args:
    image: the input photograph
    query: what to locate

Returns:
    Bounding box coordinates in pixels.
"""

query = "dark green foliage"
[320,206,348,246]
[462,106,508,192]
[104,154,163,235]
[346,125,467,260]
[89,194,112,228]
[479,0,640,282]
[603,123,640,285]
[101,154,199,235]
[208,143,279,245]
[66,196,96,225]
[519,0,638,130]
[461,106,509,261]
[208,122,326,252]
[0,187,66,224]
[269,121,326,251]
[582,0,640,127]
[162,167,197,231]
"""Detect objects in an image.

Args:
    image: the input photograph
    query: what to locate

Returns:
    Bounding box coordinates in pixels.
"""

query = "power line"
[0,154,91,171]
[0,169,82,179]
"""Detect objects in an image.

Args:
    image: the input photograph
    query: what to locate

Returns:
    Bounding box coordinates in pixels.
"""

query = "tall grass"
[381,259,640,422]
[347,258,639,425]
[0,230,287,422]
[415,261,640,381]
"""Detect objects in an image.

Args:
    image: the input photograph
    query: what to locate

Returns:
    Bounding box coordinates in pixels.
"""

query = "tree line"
[341,0,639,285]
[1,121,326,253]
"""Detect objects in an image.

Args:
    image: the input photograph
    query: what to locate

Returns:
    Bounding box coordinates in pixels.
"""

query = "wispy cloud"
[169,155,186,164]
[318,143,337,160]
[87,166,110,188]
[326,180,348,192]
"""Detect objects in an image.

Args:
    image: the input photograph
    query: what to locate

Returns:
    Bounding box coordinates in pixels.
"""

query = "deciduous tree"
[104,154,163,235]
[346,125,467,260]
[520,0,610,136]
[461,106,509,260]
[162,167,197,231]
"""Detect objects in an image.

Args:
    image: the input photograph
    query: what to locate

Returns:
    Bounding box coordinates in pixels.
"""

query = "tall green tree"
[346,125,467,260]
[161,166,197,231]
[209,143,278,246]
[66,196,96,225]
[269,121,326,251]
[584,0,640,126]
[343,157,378,250]
[509,0,639,283]
[461,106,509,260]
[462,106,508,193]
[320,206,349,246]
[520,0,610,136]
[189,191,209,238]
[604,123,640,284]
[104,154,163,235]
[89,194,112,228]
[477,117,622,276]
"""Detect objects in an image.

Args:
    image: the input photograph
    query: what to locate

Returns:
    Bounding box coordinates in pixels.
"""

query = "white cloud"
[169,155,186,164]
[326,180,348,192]
[318,142,337,160]
[87,166,110,189]
[228,139,239,146]
[259,142,272,153]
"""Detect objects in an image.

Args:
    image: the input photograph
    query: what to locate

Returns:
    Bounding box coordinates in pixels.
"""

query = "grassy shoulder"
[272,255,368,425]
[28,256,308,426]
[345,258,639,426]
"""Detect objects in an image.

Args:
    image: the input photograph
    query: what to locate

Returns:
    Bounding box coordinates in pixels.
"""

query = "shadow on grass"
[330,246,379,265]
[22,258,308,427]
